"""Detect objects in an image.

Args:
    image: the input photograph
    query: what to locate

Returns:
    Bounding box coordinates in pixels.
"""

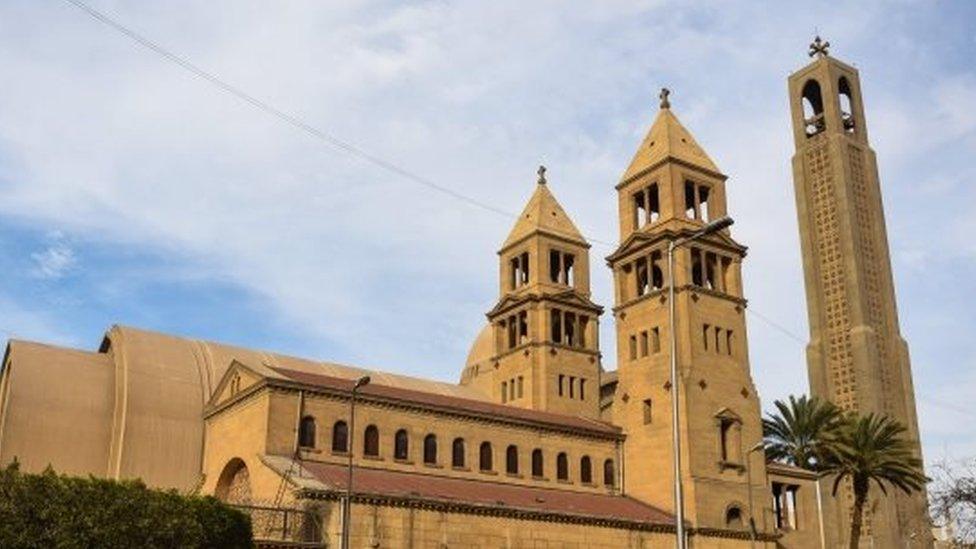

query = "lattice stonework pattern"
[806,141,856,411]
[227,466,252,505]
[848,144,893,416]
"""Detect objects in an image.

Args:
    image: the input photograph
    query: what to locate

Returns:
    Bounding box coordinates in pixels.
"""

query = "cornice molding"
[615,155,728,191]
[216,378,622,442]
[295,488,780,541]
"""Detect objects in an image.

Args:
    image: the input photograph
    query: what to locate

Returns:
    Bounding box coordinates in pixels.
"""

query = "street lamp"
[814,471,827,549]
[340,375,371,549]
[745,440,766,549]
[668,216,734,549]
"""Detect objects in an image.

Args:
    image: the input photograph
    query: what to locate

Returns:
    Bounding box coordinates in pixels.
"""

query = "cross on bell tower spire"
[808,35,830,58]
[537,165,547,185]
[659,87,671,109]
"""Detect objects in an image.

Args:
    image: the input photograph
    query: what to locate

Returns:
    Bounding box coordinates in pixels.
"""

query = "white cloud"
[29,231,76,280]
[0,1,972,453]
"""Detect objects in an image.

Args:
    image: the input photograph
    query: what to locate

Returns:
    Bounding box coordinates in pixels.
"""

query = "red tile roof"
[269,367,621,437]
[298,460,674,527]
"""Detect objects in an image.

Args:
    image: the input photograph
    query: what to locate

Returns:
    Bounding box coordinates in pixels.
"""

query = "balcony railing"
[231,504,324,548]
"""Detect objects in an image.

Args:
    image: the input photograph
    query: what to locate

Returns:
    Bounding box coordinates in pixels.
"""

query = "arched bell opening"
[801,79,826,137]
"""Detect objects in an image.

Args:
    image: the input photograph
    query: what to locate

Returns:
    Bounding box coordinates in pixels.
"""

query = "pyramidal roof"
[620,98,720,182]
[502,168,587,250]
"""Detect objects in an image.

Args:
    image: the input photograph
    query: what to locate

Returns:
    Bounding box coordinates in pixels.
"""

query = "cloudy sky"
[0,1,974,468]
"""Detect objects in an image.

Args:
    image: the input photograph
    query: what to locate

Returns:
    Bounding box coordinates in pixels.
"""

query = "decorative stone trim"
[718,460,746,473]
[615,155,727,191]
[498,229,593,255]
[492,341,601,362]
[295,488,780,541]
[256,381,624,442]
[612,284,746,315]
[299,489,675,533]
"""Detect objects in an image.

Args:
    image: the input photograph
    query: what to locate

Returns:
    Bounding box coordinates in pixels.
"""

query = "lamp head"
[354,375,371,390]
[702,216,734,235]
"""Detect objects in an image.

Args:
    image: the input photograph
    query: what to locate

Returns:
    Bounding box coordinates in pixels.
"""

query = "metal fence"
[231,504,324,547]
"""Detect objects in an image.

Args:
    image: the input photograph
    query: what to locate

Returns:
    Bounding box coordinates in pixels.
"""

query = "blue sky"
[0,1,974,468]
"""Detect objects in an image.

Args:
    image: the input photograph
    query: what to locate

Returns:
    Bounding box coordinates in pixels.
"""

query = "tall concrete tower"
[788,37,930,546]
[608,90,767,531]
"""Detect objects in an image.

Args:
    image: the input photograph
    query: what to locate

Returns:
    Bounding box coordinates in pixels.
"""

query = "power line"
[61,2,509,221]
[62,0,617,247]
[58,0,968,421]
[58,0,806,339]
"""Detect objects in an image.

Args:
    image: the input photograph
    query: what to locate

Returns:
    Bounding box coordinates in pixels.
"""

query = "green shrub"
[0,461,252,549]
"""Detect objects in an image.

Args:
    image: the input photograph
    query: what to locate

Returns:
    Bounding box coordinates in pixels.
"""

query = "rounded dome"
[465,324,494,369]
[459,324,494,385]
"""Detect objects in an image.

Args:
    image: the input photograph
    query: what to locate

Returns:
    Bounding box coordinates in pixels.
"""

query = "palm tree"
[762,394,841,470]
[820,413,928,549]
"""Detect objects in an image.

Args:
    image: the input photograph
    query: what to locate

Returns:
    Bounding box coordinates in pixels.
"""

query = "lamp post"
[745,441,766,549]
[668,216,734,549]
[814,472,826,549]
[340,375,371,549]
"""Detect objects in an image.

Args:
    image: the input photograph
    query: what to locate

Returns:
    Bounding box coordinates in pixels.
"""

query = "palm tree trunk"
[848,480,868,549]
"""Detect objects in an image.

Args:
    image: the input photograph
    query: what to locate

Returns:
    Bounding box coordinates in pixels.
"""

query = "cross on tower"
[808,35,830,58]
[659,88,671,109]
[537,165,547,185]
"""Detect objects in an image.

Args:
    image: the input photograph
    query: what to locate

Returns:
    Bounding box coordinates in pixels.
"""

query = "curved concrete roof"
[1,324,489,490]
[0,341,114,478]
[464,324,493,370]
[459,323,493,385]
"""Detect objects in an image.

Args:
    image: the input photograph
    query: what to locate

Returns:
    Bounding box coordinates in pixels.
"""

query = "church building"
[0,42,927,548]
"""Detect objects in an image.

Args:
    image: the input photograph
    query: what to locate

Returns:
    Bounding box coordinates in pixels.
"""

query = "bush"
[0,462,252,549]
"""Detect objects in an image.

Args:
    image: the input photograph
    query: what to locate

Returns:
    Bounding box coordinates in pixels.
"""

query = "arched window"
[603,459,615,488]
[801,79,825,137]
[556,452,569,481]
[363,425,379,457]
[726,506,744,528]
[452,438,466,468]
[394,429,409,461]
[298,416,316,448]
[580,456,593,484]
[479,442,493,471]
[423,434,437,464]
[506,445,519,475]
[531,449,544,478]
[332,421,348,453]
[838,76,855,133]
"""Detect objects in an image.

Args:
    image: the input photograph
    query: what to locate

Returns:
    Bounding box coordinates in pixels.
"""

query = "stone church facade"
[0,44,926,548]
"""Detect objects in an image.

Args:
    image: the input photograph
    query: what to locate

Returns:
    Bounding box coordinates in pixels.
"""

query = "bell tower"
[608,91,767,531]
[463,167,603,419]
[788,37,930,546]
